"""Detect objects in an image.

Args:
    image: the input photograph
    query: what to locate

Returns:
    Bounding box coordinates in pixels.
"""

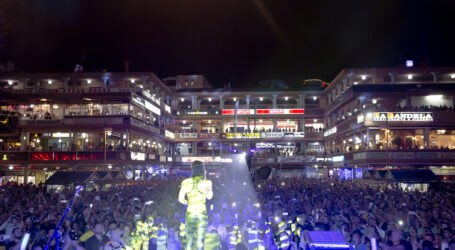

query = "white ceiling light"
[48,80,52,85]
[361,75,366,80]
[180,98,184,102]
[451,74,455,79]
[208,98,212,102]
[313,96,317,100]
[8,81,13,85]
[131,79,135,83]
[284,97,289,101]
[87,79,92,84]
[259,97,263,101]
[407,74,413,80]
[353,82,359,85]
[233,97,237,101]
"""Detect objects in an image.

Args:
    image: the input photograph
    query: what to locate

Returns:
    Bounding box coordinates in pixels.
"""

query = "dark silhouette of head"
[192,160,204,178]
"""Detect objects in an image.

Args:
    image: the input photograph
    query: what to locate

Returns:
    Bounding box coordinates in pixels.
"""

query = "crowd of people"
[1,176,455,250]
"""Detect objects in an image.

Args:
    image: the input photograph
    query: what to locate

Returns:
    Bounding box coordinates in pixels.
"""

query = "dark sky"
[1,0,454,87]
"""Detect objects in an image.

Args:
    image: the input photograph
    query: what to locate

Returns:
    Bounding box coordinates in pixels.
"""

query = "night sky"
[1,0,454,87]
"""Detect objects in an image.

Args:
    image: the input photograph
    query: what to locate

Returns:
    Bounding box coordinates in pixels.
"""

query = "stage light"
[425,95,443,101]
[183,120,186,124]
[208,142,212,146]
[281,182,285,186]
[234,143,237,146]
[258,184,261,188]
[314,119,317,122]
[407,74,413,80]
[372,99,377,104]
[232,202,236,207]
[361,75,366,80]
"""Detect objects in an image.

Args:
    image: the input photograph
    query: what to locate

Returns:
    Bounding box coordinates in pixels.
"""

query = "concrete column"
[24,165,28,184]
[332,89,337,99]
[191,96,198,110]
[197,100,202,110]
[192,142,197,156]
[166,96,170,105]
[371,130,376,149]
[192,120,197,132]
[247,118,250,132]
[388,73,394,83]
[148,81,154,92]
[328,94,332,105]
[102,76,109,88]
[155,87,160,97]
[424,128,430,149]
[141,76,149,87]
[132,166,136,180]
[431,72,438,83]
[219,95,224,110]
[299,94,306,109]
[336,84,342,96]
[300,118,305,132]
[22,78,30,90]
[273,119,277,131]
[366,128,370,150]
[62,77,70,89]
[245,95,251,109]
[272,94,278,109]
[342,78,348,91]
[161,92,165,103]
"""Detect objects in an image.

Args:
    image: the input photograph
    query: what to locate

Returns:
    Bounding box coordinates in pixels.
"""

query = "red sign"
[222,109,304,115]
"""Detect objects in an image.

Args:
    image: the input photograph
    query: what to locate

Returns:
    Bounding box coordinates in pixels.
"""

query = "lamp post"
[104,128,112,170]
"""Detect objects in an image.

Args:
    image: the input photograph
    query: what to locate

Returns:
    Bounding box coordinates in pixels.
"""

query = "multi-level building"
[1,67,455,184]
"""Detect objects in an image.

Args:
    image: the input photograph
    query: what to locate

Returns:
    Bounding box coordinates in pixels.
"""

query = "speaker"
[252,166,272,181]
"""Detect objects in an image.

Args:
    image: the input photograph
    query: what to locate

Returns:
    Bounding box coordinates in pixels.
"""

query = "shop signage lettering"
[131,152,146,161]
[165,130,175,139]
[181,156,233,163]
[277,156,304,163]
[372,112,433,122]
[144,100,161,115]
[324,127,337,137]
[180,133,198,139]
[222,109,304,115]
[132,96,145,108]
[186,110,209,115]
[261,132,305,138]
[224,133,260,139]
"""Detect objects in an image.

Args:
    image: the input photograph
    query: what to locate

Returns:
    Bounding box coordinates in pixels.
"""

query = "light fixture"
[406,60,414,68]
[108,164,112,169]
[259,97,263,101]
[87,79,92,84]
[233,97,237,101]
[107,132,112,136]
[259,119,263,123]
[8,80,13,85]
[361,75,366,80]
[407,74,413,80]
[180,98,184,102]
[9,166,13,170]
[30,104,34,108]
[208,142,212,146]
[451,74,455,79]
[36,139,40,143]
[58,139,62,143]
[287,142,291,145]
[85,138,88,142]
[123,134,127,139]
[146,140,150,144]
[43,168,48,171]
[234,143,237,146]
[372,99,377,104]
[208,120,211,123]
[183,120,186,124]
[131,79,135,83]
[48,80,52,85]
[313,96,317,100]
[153,141,156,145]
[208,98,212,102]
[425,95,443,101]
[353,81,359,85]
[285,97,289,101]
[314,119,317,122]
[53,105,59,109]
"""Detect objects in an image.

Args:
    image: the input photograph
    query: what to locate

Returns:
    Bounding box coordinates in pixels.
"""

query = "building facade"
[1,67,455,183]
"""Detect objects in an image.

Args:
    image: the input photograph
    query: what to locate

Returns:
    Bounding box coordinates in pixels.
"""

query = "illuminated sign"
[132,96,145,108]
[357,114,365,123]
[167,157,173,162]
[52,132,70,138]
[277,156,304,163]
[186,110,209,115]
[372,112,433,122]
[332,155,344,162]
[160,156,166,162]
[324,127,337,137]
[165,130,175,139]
[221,109,304,115]
[256,142,295,148]
[181,156,233,163]
[1,154,7,160]
[261,132,305,138]
[164,104,171,114]
[143,91,160,105]
[144,100,161,115]
[180,133,198,139]
[131,152,146,161]
[223,133,260,139]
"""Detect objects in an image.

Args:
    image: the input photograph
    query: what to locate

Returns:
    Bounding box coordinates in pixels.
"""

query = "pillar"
[342,78,348,91]
[300,118,305,132]
[336,84,342,96]
[328,94,332,105]
[161,92,165,104]
[191,96,198,110]
[141,76,149,87]
[102,76,109,88]
[166,96,170,105]
[366,128,370,150]
[24,165,28,184]
[192,120,197,132]
[371,130,376,149]
[431,72,438,83]
[245,95,251,109]
[298,94,306,109]
[197,100,202,110]
[132,166,136,180]
[247,117,251,132]
[192,142,197,156]
[388,73,394,83]
[219,95,224,110]
[273,118,277,132]
[155,87,160,98]
[148,81,154,92]
[22,78,30,90]
[424,128,430,149]
[272,94,278,109]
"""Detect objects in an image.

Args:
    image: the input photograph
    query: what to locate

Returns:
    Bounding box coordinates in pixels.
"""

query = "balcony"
[0,150,172,165]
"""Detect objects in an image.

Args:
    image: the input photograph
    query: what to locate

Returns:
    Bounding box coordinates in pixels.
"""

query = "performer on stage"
[178,160,213,250]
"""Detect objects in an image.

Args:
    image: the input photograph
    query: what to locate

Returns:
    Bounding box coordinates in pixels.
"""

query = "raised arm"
[178,181,189,205]
[206,180,213,200]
